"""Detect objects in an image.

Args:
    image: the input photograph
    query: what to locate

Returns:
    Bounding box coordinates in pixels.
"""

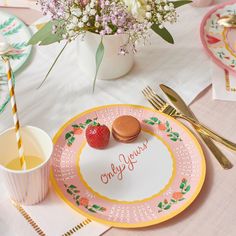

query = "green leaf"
[166,121,170,128]
[170,137,178,141]
[76,200,80,206]
[65,133,72,140]
[69,185,76,189]
[179,198,185,201]
[27,21,52,45]
[147,121,155,125]
[0,17,15,30]
[7,53,26,60]
[185,185,191,192]
[28,20,65,46]
[172,132,179,137]
[164,204,171,210]
[72,124,79,128]
[67,189,73,195]
[171,1,192,8]
[79,124,86,129]
[69,136,75,144]
[92,204,101,209]
[88,208,97,213]
[76,195,80,200]
[180,182,185,189]
[99,207,106,212]
[171,199,176,203]
[11,42,26,50]
[4,24,22,36]
[37,42,68,88]
[93,38,105,92]
[86,119,92,124]
[150,117,158,122]
[151,24,174,44]
[158,202,163,208]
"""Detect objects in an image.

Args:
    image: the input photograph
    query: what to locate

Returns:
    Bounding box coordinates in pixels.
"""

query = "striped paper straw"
[4,58,26,170]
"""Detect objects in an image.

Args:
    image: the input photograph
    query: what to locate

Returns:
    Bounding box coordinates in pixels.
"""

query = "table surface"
[1,2,236,236]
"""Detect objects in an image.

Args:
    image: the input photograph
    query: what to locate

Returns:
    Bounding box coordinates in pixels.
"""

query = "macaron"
[112,115,141,143]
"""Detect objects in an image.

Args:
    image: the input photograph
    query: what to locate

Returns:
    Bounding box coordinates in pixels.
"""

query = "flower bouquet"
[29,0,191,90]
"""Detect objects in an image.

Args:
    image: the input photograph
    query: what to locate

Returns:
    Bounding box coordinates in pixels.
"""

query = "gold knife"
[160,84,233,169]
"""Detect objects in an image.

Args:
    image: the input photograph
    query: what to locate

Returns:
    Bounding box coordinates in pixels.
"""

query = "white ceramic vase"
[77,31,134,80]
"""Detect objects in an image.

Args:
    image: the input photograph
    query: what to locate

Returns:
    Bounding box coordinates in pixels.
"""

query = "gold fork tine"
[146,86,166,105]
[143,87,164,109]
[142,90,157,108]
[143,94,161,110]
[142,89,162,109]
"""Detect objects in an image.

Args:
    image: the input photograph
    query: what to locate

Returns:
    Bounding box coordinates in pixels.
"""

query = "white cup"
[0,126,53,205]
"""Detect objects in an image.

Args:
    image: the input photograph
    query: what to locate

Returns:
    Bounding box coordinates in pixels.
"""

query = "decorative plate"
[200,1,236,73]
[51,104,206,228]
[0,10,32,113]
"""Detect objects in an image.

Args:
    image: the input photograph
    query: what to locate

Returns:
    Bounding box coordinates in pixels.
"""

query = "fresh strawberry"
[85,124,110,149]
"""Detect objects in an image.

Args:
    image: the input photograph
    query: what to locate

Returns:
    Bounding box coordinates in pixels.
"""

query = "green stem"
[93,37,104,93]
[37,41,68,89]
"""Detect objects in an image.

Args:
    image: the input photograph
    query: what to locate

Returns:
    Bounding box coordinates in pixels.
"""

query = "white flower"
[90,1,95,8]
[82,15,89,23]
[78,21,84,28]
[66,23,74,31]
[95,22,100,28]
[146,5,151,11]
[72,16,78,25]
[71,8,82,17]
[164,5,169,11]
[145,12,152,19]
[123,0,147,22]
[90,9,96,16]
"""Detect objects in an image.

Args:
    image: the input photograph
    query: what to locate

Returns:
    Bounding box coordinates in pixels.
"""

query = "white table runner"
[0,3,227,236]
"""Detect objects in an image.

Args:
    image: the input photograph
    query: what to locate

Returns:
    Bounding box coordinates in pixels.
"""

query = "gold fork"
[142,86,233,169]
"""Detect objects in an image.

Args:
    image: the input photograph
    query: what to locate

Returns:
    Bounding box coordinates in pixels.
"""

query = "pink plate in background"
[201,1,236,74]
[51,104,206,228]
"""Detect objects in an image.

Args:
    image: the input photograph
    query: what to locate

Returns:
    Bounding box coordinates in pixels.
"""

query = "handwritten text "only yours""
[100,139,149,184]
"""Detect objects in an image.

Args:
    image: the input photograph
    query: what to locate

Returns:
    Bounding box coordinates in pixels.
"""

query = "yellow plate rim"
[50,104,206,228]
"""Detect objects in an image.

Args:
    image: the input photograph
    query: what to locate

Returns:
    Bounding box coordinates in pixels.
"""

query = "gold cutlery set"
[142,85,235,169]
[218,15,236,28]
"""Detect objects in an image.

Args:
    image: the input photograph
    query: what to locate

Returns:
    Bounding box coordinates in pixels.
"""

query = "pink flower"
[73,128,83,135]
[158,124,166,131]
[172,192,183,201]
[80,197,89,206]
[81,0,89,6]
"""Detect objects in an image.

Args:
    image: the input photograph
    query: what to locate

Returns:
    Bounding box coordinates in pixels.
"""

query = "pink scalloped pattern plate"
[51,104,206,228]
[201,1,236,73]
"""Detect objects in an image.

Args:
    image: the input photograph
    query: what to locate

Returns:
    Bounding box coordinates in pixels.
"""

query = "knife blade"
[160,84,233,169]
